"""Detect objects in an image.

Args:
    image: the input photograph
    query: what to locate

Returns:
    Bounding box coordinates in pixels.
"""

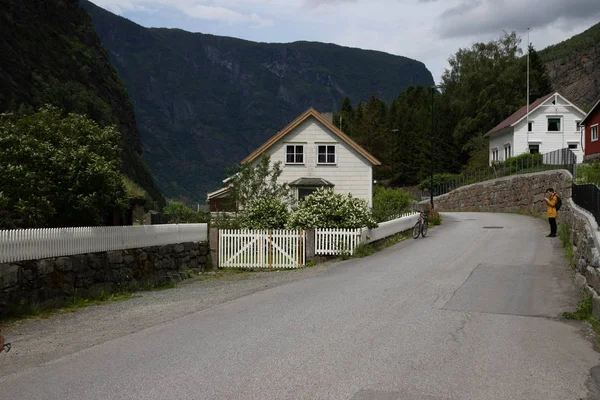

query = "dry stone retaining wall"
[0,242,209,313]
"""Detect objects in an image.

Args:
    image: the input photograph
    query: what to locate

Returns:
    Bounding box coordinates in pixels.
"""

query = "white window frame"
[316,144,337,165]
[528,121,534,132]
[547,116,563,133]
[592,124,599,142]
[576,120,582,132]
[285,144,305,165]
[491,148,499,162]
[529,143,540,154]
[504,144,511,160]
[567,142,578,150]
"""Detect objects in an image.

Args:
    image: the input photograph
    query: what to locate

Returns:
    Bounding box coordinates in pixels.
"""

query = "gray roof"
[288,177,334,187]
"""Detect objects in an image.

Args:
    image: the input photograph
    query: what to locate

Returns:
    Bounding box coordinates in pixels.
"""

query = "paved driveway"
[1,213,599,399]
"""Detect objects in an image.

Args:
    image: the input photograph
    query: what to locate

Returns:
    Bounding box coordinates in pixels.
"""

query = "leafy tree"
[527,44,553,97]
[163,200,207,223]
[0,106,128,228]
[287,188,377,229]
[228,155,291,210]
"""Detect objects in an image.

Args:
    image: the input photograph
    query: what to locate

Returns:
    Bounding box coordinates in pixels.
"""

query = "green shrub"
[577,162,600,185]
[287,188,377,229]
[238,197,290,229]
[372,186,413,222]
[163,200,207,223]
[429,213,442,226]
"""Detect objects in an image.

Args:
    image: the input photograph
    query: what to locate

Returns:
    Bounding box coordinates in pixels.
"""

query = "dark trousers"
[548,218,557,236]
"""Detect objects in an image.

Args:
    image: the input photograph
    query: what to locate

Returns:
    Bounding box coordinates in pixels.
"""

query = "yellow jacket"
[545,194,558,218]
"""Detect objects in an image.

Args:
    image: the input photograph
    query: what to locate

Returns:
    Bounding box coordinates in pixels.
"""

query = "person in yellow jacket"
[544,188,558,237]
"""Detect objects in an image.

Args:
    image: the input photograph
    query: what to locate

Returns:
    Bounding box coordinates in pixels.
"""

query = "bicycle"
[412,211,428,239]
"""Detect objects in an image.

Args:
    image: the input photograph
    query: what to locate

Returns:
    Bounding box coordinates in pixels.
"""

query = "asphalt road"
[2,213,600,400]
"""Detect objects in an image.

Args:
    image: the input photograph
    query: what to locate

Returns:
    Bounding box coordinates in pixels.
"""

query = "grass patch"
[429,213,442,226]
[346,232,412,259]
[558,222,575,270]
[563,297,600,345]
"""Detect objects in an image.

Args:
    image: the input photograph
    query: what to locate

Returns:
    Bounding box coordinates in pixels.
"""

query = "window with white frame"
[528,122,533,132]
[504,144,511,160]
[529,144,540,154]
[492,148,499,162]
[547,117,562,132]
[317,144,336,164]
[576,121,582,131]
[592,125,599,142]
[568,143,578,150]
[286,144,304,164]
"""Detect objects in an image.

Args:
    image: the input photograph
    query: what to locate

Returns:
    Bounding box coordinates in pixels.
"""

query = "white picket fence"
[219,229,305,269]
[315,228,362,256]
[0,224,208,263]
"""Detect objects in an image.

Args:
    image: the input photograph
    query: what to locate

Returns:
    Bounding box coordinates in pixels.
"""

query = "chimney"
[321,112,333,123]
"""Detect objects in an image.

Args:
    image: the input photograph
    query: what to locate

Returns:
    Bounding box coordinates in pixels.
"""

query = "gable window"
[547,117,561,132]
[317,145,336,165]
[576,121,582,131]
[504,144,511,160]
[568,143,578,150]
[592,125,599,142]
[528,122,533,132]
[286,145,304,164]
[492,148,499,162]
[529,144,540,154]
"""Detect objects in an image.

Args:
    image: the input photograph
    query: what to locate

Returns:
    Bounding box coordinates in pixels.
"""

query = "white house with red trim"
[485,92,587,164]
[207,108,381,210]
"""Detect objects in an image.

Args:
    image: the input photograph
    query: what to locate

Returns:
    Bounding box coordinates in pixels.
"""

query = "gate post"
[305,229,316,263]
[209,227,219,269]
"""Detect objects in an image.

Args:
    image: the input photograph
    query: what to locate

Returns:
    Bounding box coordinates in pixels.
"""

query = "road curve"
[1,212,599,400]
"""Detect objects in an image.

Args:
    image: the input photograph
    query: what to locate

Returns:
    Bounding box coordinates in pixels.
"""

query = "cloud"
[89,0,272,27]
[437,0,600,38]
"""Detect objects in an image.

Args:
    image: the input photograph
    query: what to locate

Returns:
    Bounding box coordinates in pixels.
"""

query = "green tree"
[527,44,553,97]
[371,186,413,223]
[228,155,291,210]
[0,106,128,228]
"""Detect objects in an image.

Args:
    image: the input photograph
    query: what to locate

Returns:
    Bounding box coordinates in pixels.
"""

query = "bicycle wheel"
[421,220,428,237]
[412,222,421,239]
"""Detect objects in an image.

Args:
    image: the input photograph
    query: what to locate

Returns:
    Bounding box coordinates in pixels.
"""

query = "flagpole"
[526,27,530,152]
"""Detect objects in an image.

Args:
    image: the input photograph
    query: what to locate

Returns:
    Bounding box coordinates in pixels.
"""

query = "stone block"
[88,253,106,270]
[55,257,73,271]
[574,273,587,291]
[37,259,55,276]
[174,244,185,253]
[586,267,600,293]
[184,242,195,251]
[71,254,87,271]
[159,246,171,256]
[198,255,208,265]
[137,252,148,262]
[107,251,123,264]
[123,255,136,265]
[199,245,209,256]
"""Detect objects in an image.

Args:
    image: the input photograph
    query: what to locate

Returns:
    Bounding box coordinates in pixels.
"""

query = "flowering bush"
[238,197,290,229]
[287,188,377,229]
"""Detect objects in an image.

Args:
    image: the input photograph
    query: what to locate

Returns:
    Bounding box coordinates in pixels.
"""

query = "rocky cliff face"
[81,0,434,202]
[540,22,600,109]
[0,0,164,206]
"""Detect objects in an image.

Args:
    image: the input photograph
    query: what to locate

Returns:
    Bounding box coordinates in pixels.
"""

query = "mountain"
[80,0,434,203]
[0,0,164,207]
[540,21,600,110]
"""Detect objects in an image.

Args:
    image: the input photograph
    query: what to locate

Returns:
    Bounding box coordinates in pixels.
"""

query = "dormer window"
[286,145,304,164]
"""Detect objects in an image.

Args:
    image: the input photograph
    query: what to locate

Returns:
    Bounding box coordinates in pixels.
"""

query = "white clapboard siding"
[315,228,362,256]
[219,229,305,269]
[362,212,420,243]
[0,224,208,263]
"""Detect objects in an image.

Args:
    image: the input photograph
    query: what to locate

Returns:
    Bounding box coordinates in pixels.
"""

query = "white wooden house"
[207,108,381,209]
[485,92,586,164]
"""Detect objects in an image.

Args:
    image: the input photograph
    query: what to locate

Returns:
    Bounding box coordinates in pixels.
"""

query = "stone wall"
[431,170,573,214]
[0,241,209,312]
[429,169,600,317]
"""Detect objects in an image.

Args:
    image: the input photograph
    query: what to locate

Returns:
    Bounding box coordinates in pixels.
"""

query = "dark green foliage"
[0,0,164,207]
[372,186,413,222]
[576,162,600,185]
[418,174,462,191]
[163,200,208,223]
[238,198,290,230]
[0,107,128,228]
[80,0,434,202]
[539,22,600,63]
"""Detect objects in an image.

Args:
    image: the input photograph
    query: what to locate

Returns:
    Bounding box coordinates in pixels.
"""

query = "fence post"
[209,227,219,269]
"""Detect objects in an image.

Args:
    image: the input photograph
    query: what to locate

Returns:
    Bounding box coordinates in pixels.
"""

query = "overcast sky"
[88,0,600,83]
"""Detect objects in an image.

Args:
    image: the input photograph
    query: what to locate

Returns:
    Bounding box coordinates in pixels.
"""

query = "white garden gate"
[218,229,305,269]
